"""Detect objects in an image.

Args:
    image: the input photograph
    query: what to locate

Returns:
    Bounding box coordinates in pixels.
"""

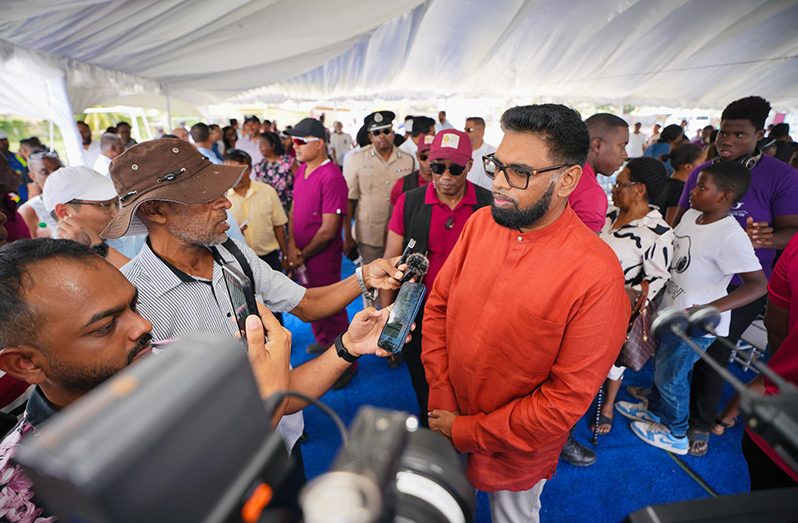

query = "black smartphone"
[377,282,426,354]
[221,264,259,340]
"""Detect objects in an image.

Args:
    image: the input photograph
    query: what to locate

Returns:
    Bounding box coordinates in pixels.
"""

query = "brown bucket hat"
[101,138,244,239]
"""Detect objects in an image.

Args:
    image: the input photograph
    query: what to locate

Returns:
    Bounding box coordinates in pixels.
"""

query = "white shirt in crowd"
[435,119,454,133]
[626,132,648,158]
[81,141,101,168]
[662,208,761,337]
[331,131,354,165]
[93,154,112,177]
[235,135,263,168]
[467,141,497,191]
[399,137,419,171]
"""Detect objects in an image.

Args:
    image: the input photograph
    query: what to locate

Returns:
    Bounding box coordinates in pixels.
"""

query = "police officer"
[343,111,414,266]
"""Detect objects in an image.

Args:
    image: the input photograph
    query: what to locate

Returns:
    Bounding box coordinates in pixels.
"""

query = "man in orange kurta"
[423,104,629,522]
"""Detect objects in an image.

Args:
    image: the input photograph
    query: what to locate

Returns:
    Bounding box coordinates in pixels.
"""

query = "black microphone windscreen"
[405,252,429,278]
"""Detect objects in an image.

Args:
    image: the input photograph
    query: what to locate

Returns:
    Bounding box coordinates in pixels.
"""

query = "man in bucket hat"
[101,138,409,510]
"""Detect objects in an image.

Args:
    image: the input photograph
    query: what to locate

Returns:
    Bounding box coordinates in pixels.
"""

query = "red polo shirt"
[390,172,431,206]
[422,205,629,491]
[388,182,479,290]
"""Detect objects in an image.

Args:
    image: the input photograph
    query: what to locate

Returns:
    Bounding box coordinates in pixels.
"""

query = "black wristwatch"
[91,242,110,258]
[334,334,360,363]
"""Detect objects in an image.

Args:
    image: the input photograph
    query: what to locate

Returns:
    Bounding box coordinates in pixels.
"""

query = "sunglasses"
[292,137,321,146]
[370,129,393,136]
[417,152,429,161]
[430,162,466,176]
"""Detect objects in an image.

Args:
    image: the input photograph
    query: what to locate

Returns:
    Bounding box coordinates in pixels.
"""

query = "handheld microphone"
[379,253,429,354]
[399,252,429,284]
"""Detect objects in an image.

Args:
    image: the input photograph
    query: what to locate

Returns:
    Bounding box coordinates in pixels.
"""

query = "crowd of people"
[0,94,797,522]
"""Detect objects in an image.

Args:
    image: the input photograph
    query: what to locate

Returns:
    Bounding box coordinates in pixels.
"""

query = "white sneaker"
[631,421,689,455]
[615,401,660,423]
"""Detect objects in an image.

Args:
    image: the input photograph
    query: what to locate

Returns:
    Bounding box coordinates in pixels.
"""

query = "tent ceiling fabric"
[0,0,426,96]
[244,0,798,108]
[0,0,797,115]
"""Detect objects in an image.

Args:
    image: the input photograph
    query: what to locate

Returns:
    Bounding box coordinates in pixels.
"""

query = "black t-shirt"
[657,178,685,217]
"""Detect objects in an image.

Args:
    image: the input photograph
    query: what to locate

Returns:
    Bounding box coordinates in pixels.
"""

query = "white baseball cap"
[0,130,8,140]
[43,166,118,214]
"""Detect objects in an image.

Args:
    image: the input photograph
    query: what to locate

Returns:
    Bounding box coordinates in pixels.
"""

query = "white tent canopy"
[1,0,797,164]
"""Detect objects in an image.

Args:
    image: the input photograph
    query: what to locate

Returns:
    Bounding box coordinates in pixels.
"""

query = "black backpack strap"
[222,237,255,287]
[402,185,432,255]
[402,172,420,193]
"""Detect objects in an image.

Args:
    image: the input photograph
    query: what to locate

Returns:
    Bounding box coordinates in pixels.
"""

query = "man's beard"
[167,210,228,247]
[491,182,555,230]
[49,333,153,394]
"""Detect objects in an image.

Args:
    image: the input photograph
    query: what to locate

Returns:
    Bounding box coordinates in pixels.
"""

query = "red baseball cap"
[417,134,435,153]
[429,129,472,166]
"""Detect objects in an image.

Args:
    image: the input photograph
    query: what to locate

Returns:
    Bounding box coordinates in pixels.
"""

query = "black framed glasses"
[430,162,466,176]
[370,128,392,136]
[68,198,120,213]
[483,153,573,190]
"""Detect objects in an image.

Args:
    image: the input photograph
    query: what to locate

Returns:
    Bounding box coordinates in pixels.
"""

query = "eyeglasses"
[370,129,393,136]
[67,198,120,213]
[464,127,476,133]
[611,181,641,191]
[418,152,429,161]
[430,162,466,176]
[483,153,573,190]
[292,137,321,146]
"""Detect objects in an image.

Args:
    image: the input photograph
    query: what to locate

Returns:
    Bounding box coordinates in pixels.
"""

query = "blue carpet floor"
[284,258,751,522]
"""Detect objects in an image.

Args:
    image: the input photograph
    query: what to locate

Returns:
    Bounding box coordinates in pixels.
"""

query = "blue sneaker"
[631,421,689,455]
[615,401,660,423]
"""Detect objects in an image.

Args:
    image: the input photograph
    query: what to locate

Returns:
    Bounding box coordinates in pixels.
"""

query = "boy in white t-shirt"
[616,161,767,454]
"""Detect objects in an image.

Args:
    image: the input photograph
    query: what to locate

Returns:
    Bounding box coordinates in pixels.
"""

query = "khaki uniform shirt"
[344,145,414,247]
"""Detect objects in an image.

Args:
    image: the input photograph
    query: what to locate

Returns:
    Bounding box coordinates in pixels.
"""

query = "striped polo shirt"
[121,237,306,450]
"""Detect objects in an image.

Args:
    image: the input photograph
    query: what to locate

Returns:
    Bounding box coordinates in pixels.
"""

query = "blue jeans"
[648,334,715,437]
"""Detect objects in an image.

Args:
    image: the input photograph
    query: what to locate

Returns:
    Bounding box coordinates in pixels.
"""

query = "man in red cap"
[383,129,492,426]
[389,134,435,206]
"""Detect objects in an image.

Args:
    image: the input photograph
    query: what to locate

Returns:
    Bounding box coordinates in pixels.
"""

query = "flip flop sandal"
[688,430,710,457]
[711,416,737,436]
[597,414,614,435]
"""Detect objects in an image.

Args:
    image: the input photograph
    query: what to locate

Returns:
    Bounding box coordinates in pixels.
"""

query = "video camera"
[15,336,474,523]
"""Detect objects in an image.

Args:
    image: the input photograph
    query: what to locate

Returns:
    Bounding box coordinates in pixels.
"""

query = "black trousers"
[742,431,797,491]
[268,444,307,516]
[688,287,767,433]
[259,250,283,325]
[403,308,430,427]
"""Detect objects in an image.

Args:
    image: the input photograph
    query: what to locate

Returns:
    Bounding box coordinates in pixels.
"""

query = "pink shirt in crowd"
[568,162,607,233]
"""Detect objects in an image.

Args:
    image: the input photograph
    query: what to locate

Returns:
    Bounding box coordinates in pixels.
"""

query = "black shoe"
[332,364,358,390]
[560,436,596,467]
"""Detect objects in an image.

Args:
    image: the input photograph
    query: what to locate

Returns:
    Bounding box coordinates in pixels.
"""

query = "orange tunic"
[422,205,629,491]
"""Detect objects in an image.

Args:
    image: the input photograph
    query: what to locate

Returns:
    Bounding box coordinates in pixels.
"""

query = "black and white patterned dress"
[600,206,674,378]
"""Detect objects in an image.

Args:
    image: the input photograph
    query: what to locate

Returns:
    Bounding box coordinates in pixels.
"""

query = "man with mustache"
[0,238,397,522]
[423,105,629,522]
[101,138,405,502]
